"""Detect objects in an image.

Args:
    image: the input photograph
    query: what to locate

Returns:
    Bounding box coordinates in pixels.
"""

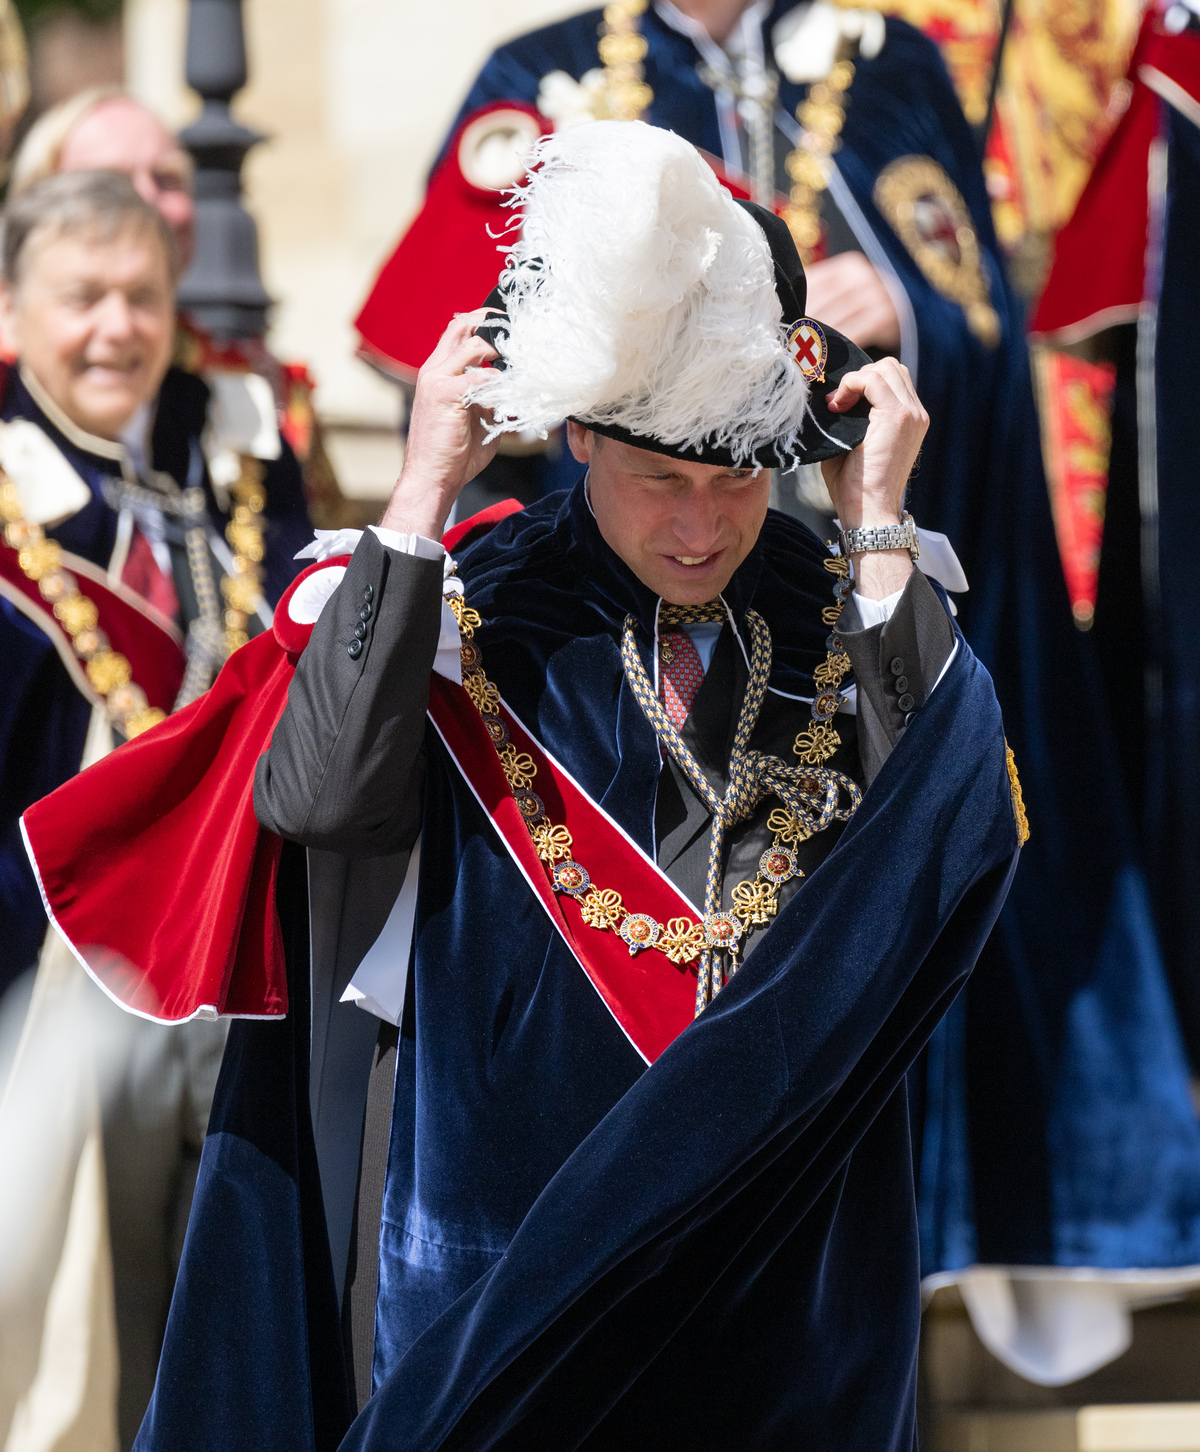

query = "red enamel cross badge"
[786,318,828,383]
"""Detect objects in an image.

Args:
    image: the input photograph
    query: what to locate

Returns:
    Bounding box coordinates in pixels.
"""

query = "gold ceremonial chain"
[450,593,711,974]
[794,552,854,764]
[219,457,267,653]
[596,8,855,265]
[622,566,859,1011]
[0,475,166,738]
[600,0,653,121]
[783,46,855,266]
[449,561,861,1018]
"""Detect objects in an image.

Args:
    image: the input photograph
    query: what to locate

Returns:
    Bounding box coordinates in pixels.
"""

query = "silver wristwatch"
[839,511,920,564]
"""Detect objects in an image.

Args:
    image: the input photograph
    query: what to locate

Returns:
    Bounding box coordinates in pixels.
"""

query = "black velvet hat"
[476,199,870,469]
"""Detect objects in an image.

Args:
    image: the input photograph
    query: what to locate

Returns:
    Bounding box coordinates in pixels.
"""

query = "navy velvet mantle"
[140,487,1016,1451]
[445,3,1200,1281]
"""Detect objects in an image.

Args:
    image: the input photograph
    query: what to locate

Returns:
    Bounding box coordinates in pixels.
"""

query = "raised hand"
[379,310,500,539]
[821,356,928,599]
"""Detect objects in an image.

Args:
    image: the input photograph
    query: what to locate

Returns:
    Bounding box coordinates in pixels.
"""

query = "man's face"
[1,227,175,439]
[568,422,770,605]
[59,99,195,268]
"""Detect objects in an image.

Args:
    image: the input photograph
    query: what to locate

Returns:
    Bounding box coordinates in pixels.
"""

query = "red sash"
[0,540,187,713]
[429,677,699,1064]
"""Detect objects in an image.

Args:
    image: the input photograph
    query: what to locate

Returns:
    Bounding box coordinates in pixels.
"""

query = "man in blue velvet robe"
[139,123,1020,1450]
[420,4,1200,1363]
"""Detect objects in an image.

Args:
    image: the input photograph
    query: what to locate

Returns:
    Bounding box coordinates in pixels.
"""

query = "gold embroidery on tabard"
[1005,740,1030,846]
[873,155,1001,348]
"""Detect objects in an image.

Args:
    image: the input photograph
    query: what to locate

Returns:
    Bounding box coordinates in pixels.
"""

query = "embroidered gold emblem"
[873,156,1001,349]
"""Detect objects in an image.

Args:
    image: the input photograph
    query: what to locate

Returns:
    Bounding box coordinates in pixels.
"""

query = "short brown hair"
[2,168,178,286]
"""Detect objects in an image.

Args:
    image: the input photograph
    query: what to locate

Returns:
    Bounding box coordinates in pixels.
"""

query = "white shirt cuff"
[294,527,445,564]
[850,586,904,629]
[369,524,445,560]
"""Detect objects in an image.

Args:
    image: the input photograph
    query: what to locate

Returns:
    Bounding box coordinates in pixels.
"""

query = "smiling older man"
[104,122,1025,1451]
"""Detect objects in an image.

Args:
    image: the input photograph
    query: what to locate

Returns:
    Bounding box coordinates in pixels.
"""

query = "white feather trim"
[463,121,810,465]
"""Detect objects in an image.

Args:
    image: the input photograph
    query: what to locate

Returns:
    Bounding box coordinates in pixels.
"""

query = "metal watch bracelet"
[839,510,920,564]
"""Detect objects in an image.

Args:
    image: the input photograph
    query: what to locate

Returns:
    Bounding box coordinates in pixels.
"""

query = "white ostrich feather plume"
[463,121,810,464]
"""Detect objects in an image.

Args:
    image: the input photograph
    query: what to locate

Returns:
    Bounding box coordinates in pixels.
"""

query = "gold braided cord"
[659,600,727,627]
[621,601,860,1013]
[0,475,166,738]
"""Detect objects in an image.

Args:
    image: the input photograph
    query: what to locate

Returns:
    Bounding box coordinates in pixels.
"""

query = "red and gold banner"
[1031,347,1116,627]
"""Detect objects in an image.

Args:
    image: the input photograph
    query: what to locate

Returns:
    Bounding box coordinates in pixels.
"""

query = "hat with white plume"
[466,120,869,468]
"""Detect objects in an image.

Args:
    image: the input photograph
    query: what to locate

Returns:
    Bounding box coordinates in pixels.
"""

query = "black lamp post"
[176,0,271,339]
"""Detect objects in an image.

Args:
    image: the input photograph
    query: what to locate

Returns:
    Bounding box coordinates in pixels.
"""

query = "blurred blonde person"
[10,88,195,265]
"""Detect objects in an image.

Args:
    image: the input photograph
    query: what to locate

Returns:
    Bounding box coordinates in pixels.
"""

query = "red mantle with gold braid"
[22,502,700,1060]
[0,537,187,718]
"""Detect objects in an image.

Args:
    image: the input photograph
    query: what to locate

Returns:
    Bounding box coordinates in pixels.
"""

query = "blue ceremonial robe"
[1145,102,1200,1056]
[138,487,1018,1450]
[0,366,309,995]
[1089,94,1200,1076]
[441,4,1200,1284]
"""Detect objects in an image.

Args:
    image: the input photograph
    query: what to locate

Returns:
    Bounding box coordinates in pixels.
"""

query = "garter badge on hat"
[786,319,828,383]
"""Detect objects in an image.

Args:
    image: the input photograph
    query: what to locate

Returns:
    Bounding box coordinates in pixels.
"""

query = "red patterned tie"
[659,628,705,730]
[121,525,181,622]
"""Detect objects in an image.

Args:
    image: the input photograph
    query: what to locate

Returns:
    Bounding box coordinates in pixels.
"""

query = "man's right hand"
[379,310,500,539]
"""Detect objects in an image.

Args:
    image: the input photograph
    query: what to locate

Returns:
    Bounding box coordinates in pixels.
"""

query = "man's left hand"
[821,357,928,599]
